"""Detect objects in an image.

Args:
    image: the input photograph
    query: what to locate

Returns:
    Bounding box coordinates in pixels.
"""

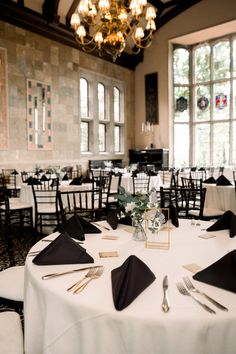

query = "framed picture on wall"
[145,72,158,125]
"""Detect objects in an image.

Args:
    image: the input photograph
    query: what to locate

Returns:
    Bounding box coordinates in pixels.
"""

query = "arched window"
[80,78,89,152]
[114,87,120,122]
[80,78,89,118]
[98,83,105,120]
[80,73,124,154]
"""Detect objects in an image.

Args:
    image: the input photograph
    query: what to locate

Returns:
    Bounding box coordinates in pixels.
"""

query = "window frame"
[172,33,236,167]
[79,70,125,155]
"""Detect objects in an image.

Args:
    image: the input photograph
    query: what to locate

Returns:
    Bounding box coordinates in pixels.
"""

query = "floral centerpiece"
[116,186,166,240]
[117,186,149,220]
[116,186,150,240]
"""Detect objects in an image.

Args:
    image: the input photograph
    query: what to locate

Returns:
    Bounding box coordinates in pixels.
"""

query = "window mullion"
[189,48,194,166]
[209,44,214,166]
[229,36,234,165]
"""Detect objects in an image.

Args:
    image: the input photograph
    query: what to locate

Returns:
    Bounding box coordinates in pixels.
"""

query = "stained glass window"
[174,87,189,122]
[195,85,210,122]
[213,82,230,119]
[173,34,236,167]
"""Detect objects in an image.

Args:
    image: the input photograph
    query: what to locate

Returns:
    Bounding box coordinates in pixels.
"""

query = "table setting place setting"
[25,208,236,314]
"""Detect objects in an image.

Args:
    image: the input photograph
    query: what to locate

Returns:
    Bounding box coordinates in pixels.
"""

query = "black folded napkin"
[33,232,94,265]
[203,176,216,184]
[81,176,93,184]
[206,210,236,238]
[193,250,236,293]
[54,214,85,240]
[40,174,49,181]
[69,177,82,185]
[216,175,232,186]
[198,167,205,171]
[111,255,156,311]
[119,215,132,226]
[78,216,101,233]
[24,176,33,184]
[28,178,42,185]
[62,173,69,181]
[107,209,119,230]
[55,214,101,236]
[166,204,179,227]
[11,169,19,175]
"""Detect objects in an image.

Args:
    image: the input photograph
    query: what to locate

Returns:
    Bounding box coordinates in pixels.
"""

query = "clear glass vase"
[132,217,146,241]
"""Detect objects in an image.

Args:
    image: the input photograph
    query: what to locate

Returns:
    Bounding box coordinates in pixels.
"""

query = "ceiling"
[0,0,202,70]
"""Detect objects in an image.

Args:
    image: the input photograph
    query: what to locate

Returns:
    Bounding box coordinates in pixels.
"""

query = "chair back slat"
[58,187,102,222]
[31,178,60,235]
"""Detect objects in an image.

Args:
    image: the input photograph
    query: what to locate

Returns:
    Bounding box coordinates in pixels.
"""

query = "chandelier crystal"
[70,0,156,62]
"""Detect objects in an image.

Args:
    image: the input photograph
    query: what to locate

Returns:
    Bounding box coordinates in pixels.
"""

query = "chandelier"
[70,0,156,62]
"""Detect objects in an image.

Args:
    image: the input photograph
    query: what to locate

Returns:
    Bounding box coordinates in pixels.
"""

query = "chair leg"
[40,216,43,235]
[4,230,15,266]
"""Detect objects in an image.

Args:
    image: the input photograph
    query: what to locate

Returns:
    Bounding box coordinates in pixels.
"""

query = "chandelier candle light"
[141,121,154,134]
[70,0,156,62]
[141,121,154,148]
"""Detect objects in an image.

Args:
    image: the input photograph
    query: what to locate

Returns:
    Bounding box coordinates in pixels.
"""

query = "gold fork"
[73,267,104,294]
[67,268,98,292]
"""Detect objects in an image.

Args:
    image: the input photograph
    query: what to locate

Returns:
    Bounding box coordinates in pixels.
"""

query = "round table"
[24,219,236,354]
[203,183,236,213]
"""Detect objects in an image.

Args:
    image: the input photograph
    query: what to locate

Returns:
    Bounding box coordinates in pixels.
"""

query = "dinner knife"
[41,265,103,280]
[162,275,170,312]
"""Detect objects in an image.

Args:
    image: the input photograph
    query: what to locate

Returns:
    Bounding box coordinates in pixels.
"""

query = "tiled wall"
[0,21,134,172]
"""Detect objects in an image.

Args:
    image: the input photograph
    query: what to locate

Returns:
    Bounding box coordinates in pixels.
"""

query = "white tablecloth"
[24,219,236,354]
[20,181,92,211]
[203,183,236,213]
[120,174,161,193]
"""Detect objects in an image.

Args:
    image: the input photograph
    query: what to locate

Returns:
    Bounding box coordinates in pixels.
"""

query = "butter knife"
[162,275,170,312]
[41,265,103,280]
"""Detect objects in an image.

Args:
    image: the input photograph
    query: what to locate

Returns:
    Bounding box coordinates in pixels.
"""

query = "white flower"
[125,202,136,213]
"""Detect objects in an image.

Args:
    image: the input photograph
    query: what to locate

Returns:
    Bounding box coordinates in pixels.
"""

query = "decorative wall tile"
[0,47,8,149]
[27,79,52,150]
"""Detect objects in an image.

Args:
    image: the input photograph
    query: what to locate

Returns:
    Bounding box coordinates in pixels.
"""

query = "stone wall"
[0,21,134,173]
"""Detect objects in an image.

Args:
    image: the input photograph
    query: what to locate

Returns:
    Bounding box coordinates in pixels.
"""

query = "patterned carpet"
[0,226,40,321]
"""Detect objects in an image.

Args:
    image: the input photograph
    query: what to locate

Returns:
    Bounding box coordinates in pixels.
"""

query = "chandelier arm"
[75,36,98,51]
[131,31,154,49]
[131,47,141,55]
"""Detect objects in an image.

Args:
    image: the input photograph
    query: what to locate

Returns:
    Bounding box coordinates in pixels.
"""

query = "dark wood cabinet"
[129,149,169,170]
